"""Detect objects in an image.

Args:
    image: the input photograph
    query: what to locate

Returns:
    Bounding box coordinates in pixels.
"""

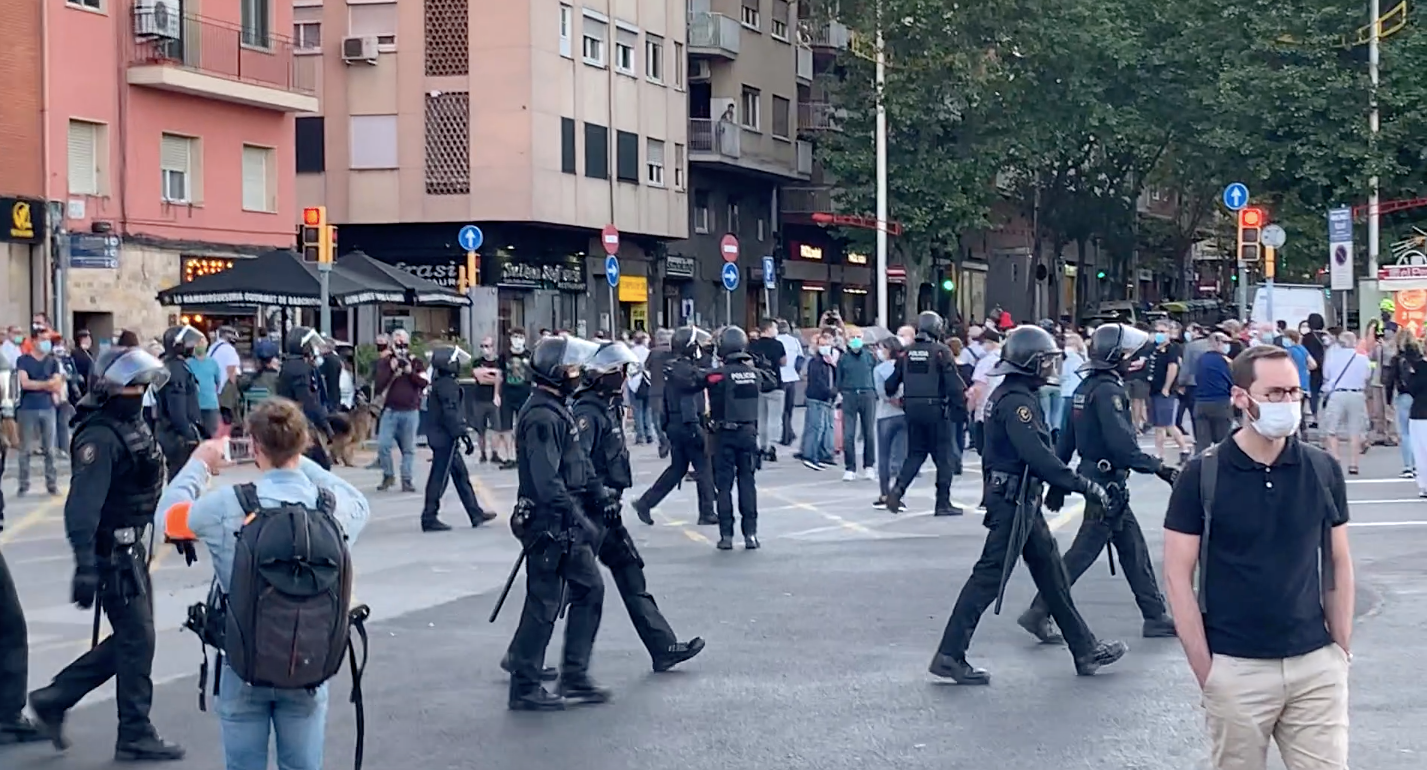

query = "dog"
[329,394,379,467]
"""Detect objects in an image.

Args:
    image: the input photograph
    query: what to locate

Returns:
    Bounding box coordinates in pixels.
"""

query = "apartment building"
[0,0,46,325]
[668,0,813,329]
[293,0,689,338]
[38,0,314,337]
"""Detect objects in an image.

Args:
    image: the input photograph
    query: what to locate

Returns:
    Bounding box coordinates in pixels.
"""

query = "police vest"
[574,397,633,491]
[664,359,704,425]
[902,342,943,400]
[75,411,166,530]
[717,364,761,424]
[1069,375,1120,471]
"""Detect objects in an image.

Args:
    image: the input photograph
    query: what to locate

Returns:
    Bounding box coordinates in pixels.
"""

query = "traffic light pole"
[1238,262,1248,319]
[1369,0,1381,276]
[318,262,331,336]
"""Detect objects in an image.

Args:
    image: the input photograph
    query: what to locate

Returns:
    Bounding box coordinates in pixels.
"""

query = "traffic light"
[941,276,954,291]
[457,266,469,294]
[300,207,334,263]
[466,250,478,290]
[1237,207,1264,264]
[1096,270,1107,279]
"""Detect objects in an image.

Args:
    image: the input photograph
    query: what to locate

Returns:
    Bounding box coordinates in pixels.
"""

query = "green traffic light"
[1096,270,1106,279]
[941,279,954,291]
[1231,275,1238,282]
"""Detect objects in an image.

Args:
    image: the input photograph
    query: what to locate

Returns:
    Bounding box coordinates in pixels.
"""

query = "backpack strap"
[1196,442,1220,614]
[316,487,337,519]
[1301,443,1339,596]
[347,604,371,770]
[233,483,262,520]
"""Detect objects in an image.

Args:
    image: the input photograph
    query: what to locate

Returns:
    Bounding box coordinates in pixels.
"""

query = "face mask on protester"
[37,340,52,354]
[818,345,832,357]
[510,336,526,353]
[848,337,864,352]
[1154,333,1167,345]
[1247,397,1302,439]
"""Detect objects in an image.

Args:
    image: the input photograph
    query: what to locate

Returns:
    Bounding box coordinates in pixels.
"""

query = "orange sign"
[1395,289,1427,337]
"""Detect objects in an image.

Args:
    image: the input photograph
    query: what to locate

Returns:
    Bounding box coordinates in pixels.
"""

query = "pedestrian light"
[1096,270,1107,279]
[941,278,954,291]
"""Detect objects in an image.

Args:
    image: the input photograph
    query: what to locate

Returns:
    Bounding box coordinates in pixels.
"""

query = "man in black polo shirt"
[1163,345,1354,770]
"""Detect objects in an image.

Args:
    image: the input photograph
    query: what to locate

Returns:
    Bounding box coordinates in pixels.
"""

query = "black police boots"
[1074,640,1130,676]
[653,637,706,672]
[509,687,565,712]
[421,516,452,532]
[1016,608,1065,644]
[928,654,991,685]
[716,536,734,550]
[884,485,906,514]
[500,652,557,682]
[0,714,43,745]
[114,730,185,763]
[632,498,655,525]
[27,689,69,750]
[469,509,498,527]
[1142,615,1177,638]
[557,675,611,705]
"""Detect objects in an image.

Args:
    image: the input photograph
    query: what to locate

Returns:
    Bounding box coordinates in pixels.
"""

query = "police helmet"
[530,335,601,390]
[989,324,1062,384]
[717,326,749,358]
[253,338,280,363]
[916,311,945,339]
[161,325,204,357]
[85,347,169,404]
[577,341,639,396]
[1084,323,1150,372]
[672,325,712,357]
[428,345,472,375]
[284,326,324,357]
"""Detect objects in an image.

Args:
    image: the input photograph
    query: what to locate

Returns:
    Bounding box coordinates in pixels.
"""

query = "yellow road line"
[681,529,711,544]
[0,487,69,545]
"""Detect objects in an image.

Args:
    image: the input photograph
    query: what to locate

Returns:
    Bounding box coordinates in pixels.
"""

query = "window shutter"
[647,139,664,167]
[242,146,268,211]
[161,135,190,172]
[67,122,97,194]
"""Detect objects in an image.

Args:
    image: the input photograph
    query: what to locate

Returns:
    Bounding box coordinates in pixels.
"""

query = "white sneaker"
[862,467,876,481]
[842,470,856,482]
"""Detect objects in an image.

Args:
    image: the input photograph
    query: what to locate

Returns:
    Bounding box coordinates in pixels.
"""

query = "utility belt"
[99,526,151,601]
[712,420,755,431]
[1079,459,1130,486]
[988,470,1041,502]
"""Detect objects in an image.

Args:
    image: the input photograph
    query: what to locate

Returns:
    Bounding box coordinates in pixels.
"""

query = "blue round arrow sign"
[605,255,620,288]
[721,262,740,291]
[1222,183,1249,212]
[458,224,483,252]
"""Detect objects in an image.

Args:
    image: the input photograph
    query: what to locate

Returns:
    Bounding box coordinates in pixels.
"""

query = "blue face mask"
[1220,344,1231,355]
[37,341,52,354]
[10,335,21,345]
[848,338,864,352]
[1154,333,1167,345]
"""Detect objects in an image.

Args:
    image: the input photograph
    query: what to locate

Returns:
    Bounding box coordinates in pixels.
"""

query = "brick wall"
[0,0,44,197]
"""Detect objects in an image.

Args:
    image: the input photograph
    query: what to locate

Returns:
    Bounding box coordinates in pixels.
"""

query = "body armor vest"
[902,341,942,401]
[716,364,760,424]
[74,410,166,529]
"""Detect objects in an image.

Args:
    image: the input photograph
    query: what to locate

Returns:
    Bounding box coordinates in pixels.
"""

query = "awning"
[338,251,471,306]
[156,250,405,308]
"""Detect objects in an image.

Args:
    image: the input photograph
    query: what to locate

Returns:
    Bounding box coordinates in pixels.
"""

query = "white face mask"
[1248,398,1302,439]
[510,337,526,353]
[818,345,832,356]
[898,335,915,347]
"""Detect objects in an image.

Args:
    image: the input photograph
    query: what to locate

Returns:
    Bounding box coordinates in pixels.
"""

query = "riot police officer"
[421,346,495,532]
[506,335,612,710]
[1016,324,1178,643]
[28,347,184,760]
[705,326,780,550]
[154,325,206,480]
[883,311,964,516]
[276,327,334,469]
[929,325,1128,685]
[0,354,43,747]
[631,326,715,527]
[574,342,706,668]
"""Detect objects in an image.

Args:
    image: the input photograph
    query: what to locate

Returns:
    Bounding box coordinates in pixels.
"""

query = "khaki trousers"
[1202,644,1350,770]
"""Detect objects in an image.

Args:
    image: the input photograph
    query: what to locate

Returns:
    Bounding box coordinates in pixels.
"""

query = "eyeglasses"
[480,345,493,350]
[1252,386,1304,403]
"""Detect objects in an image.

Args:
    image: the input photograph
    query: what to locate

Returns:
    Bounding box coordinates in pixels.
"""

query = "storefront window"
[799,287,823,328]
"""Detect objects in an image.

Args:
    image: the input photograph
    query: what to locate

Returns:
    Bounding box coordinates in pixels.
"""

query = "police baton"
[993,467,1034,615]
[90,600,102,649]
[488,547,528,623]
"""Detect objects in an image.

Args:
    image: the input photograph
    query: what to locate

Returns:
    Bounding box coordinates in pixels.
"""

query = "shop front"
[1,196,46,328]
[662,254,697,327]
[618,275,650,332]
[488,251,588,338]
[834,251,872,326]
[783,240,832,328]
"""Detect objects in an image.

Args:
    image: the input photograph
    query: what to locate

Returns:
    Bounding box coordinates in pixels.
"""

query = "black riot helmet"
[428,345,472,375]
[716,326,749,358]
[1084,323,1150,373]
[161,325,204,357]
[284,326,324,358]
[530,335,601,392]
[577,341,639,397]
[916,311,945,340]
[83,347,170,406]
[672,325,712,358]
[989,324,1062,385]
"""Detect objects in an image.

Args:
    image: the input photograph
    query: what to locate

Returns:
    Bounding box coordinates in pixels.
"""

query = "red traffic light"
[1239,207,1264,228]
[302,207,324,227]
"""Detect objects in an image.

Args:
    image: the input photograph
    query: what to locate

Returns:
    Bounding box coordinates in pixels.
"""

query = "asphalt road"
[2,433,1424,769]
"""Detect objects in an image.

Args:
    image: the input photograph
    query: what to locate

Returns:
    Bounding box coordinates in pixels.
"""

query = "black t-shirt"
[1302,333,1326,388]
[1164,435,1349,659]
[1148,343,1181,394]
[748,338,785,372]
[471,357,500,403]
[501,351,533,398]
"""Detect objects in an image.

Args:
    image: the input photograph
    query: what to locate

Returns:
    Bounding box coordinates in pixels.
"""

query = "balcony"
[688,12,740,59]
[798,101,839,132]
[782,186,836,215]
[124,11,318,113]
[796,44,814,83]
[690,117,741,159]
[795,140,813,176]
[802,20,850,51]
[690,117,803,179]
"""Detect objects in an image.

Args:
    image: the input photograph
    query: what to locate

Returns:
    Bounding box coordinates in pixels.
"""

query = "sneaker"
[803,458,821,471]
[872,496,887,509]
[1402,468,1416,479]
[842,470,856,482]
[862,467,876,481]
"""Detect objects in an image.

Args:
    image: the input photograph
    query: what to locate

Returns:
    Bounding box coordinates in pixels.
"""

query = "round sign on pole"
[601,223,620,256]
[458,224,483,252]
[1260,224,1287,249]
[604,255,620,288]
[720,233,740,263]
[721,262,740,291]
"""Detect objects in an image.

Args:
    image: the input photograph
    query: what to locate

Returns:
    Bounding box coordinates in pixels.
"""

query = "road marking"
[1350,520,1427,527]
[0,488,68,545]
[1345,478,1415,485]
[681,529,711,544]
[1347,498,1427,505]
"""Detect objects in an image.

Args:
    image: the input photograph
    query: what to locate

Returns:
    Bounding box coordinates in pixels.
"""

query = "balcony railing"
[688,12,740,58]
[798,101,838,131]
[689,118,741,158]
[795,140,813,175]
[796,44,814,82]
[124,10,315,96]
[801,20,850,50]
[782,186,836,214]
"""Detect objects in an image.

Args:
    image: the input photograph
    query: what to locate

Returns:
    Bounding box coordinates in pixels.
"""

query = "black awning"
[338,250,472,306]
[156,250,406,307]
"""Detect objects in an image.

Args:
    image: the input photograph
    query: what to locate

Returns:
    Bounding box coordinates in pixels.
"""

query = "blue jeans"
[377,408,419,481]
[216,665,329,770]
[800,400,835,464]
[1396,392,1414,470]
[1044,393,1064,432]
[877,415,907,496]
[631,396,655,442]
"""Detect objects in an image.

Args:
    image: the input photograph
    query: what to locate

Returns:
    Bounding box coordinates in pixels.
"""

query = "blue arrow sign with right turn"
[721,262,740,291]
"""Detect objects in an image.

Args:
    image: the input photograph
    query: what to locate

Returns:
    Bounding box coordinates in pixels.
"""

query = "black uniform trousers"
[0,548,27,721]
[422,441,482,523]
[37,549,156,741]
[507,539,604,692]
[712,425,759,537]
[597,520,677,657]
[1026,497,1165,621]
[892,413,954,501]
[638,424,713,518]
[937,496,1097,660]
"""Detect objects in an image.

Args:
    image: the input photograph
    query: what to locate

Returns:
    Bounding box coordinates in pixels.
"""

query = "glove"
[460,434,475,456]
[71,565,100,609]
[601,496,622,525]
[1044,487,1066,512]
[1155,463,1180,485]
[1078,478,1110,510]
[174,541,199,567]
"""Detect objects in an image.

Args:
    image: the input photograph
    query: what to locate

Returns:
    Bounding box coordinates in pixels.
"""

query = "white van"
[1250,284,1331,328]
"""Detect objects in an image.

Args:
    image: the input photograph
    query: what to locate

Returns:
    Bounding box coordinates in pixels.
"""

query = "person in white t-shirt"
[775,319,803,446]
[1320,331,1372,472]
[967,329,1003,453]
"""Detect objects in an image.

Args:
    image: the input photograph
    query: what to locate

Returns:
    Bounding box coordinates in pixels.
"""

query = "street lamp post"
[1369,0,1381,276]
[874,3,889,329]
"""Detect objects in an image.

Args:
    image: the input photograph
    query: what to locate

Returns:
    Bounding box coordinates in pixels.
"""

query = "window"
[67,120,103,195]
[741,86,760,130]
[674,143,685,189]
[757,217,766,241]
[559,4,572,58]
[295,116,325,173]
[293,21,321,52]
[772,95,790,138]
[614,27,636,75]
[728,199,741,233]
[741,0,760,29]
[560,118,576,174]
[160,133,195,204]
[673,43,684,88]
[582,14,607,66]
[693,191,710,233]
[241,0,271,48]
[242,145,276,212]
[645,34,664,82]
[66,0,102,8]
[350,2,397,48]
[771,0,790,39]
[349,114,398,169]
[584,122,609,179]
[616,131,639,183]
[646,139,665,186]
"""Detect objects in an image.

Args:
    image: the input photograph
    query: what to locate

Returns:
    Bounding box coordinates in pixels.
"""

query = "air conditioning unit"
[689,59,712,81]
[134,0,181,40]
[341,36,379,64]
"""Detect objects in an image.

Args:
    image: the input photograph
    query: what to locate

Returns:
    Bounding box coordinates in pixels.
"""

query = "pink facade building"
[34,0,316,337]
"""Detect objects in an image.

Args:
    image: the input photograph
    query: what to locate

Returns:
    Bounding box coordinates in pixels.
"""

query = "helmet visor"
[298,327,325,351]
[1110,324,1150,354]
[557,337,603,368]
[693,328,713,347]
[102,348,170,391]
[175,325,204,348]
[588,342,638,374]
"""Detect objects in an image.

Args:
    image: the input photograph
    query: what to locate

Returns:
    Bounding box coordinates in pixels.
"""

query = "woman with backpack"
[156,397,370,770]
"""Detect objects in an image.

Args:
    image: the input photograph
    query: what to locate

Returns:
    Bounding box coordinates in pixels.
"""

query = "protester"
[1391,327,1419,477]
[14,329,61,496]
[1192,331,1235,448]
[836,332,878,481]
[798,331,837,470]
[749,320,788,462]
[872,337,906,508]
[775,319,803,446]
[1319,331,1371,474]
[187,336,224,439]
[1148,321,1192,463]
[373,329,425,491]
[1060,331,1087,433]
